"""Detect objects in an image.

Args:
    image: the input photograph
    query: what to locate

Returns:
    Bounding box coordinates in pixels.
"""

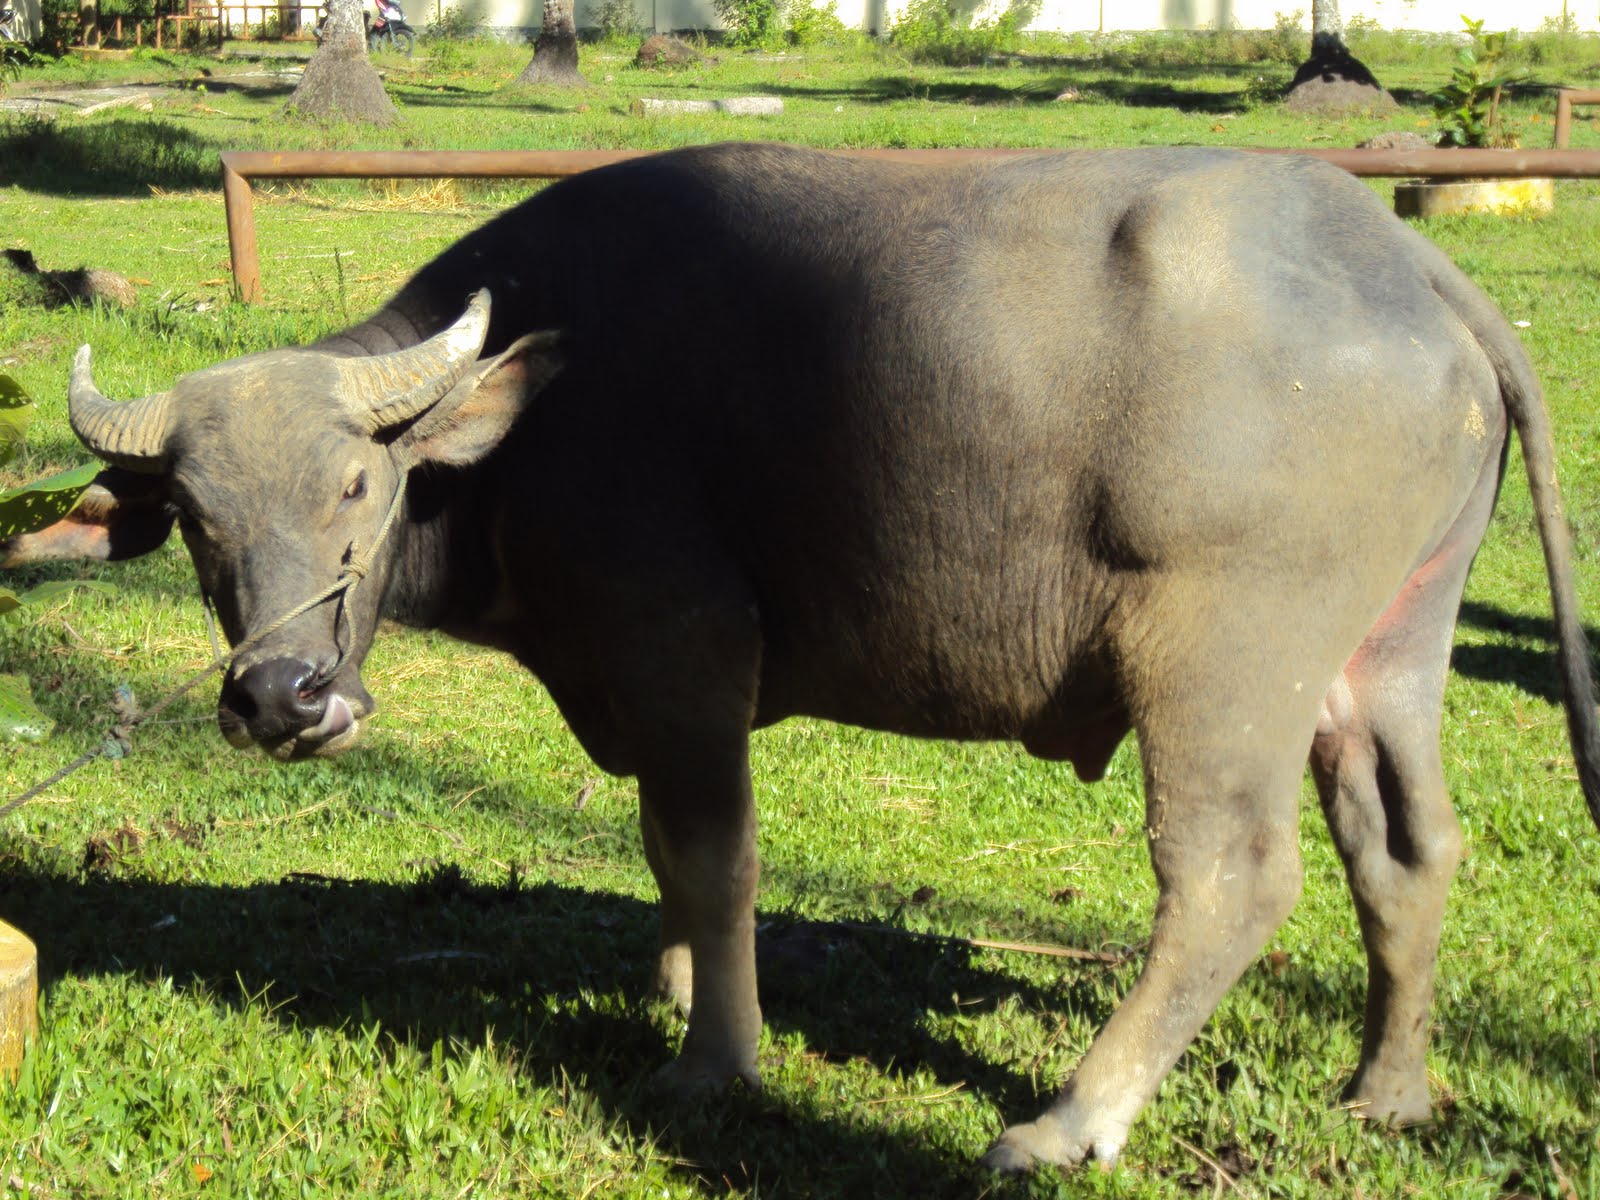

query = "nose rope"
[0,475,410,823]
[211,471,409,677]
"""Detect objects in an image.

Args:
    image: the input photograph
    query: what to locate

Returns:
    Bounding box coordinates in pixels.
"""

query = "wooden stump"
[0,920,37,1076]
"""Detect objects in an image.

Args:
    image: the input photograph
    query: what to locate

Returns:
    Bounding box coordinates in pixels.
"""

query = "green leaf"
[0,673,53,743]
[0,461,100,539]
[0,374,32,470]
[0,374,29,408]
[16,579,117,607]
[0,587,18,617]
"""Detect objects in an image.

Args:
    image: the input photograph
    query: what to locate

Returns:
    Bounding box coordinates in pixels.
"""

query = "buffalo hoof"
[1341,1070,1433,1127]
[651,1053,761,1098]
[981,1119,1107,1174]
[652,948,693,1017]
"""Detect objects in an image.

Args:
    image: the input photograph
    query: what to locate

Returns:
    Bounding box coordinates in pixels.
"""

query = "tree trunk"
[1283,0,1395,115]
[283,0,398,126]
[515,0,587,87]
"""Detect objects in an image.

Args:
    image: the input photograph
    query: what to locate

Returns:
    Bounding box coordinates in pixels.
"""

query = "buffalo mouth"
[217,656,374,760]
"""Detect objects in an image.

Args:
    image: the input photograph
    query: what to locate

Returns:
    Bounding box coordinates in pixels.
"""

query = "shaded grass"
[0,36,1599,1200]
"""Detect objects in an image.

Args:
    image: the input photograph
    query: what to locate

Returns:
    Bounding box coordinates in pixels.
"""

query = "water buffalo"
[6,143,1598,1172]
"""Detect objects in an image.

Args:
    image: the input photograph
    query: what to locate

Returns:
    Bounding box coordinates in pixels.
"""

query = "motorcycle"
[0,5,21,40]
[312,0,415,56]
[366,0,416,56]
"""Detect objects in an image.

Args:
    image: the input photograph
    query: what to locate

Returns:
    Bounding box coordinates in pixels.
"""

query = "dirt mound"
[635,35,702,69]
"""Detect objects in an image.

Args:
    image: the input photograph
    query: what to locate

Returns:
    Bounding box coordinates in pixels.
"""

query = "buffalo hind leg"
[1308,471,1494,1124]
[637,737,763,1092]
[984,692,1311,1171]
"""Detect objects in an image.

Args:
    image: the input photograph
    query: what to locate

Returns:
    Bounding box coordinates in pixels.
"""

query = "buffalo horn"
[67,346,173,472]
[347,290,493,433]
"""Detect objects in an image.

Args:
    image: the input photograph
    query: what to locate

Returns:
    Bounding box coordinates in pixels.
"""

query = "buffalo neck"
[379,462,502,640]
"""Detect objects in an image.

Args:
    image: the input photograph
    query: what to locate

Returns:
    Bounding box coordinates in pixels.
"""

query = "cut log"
[631,96,783,116]
[0,920,37,1077]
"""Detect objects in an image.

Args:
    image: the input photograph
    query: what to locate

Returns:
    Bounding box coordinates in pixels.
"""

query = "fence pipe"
[221,159,262,303]
[217,146,1600,303]
[1555,88,1600,150]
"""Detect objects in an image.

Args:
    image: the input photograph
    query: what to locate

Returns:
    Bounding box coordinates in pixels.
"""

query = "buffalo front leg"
[984,726,1308,1172]
[638,740,762,1092]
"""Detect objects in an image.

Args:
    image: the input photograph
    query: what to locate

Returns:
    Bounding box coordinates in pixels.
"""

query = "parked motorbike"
[0,5,21,40]
[312,1,414,57]
[366,0,415,56]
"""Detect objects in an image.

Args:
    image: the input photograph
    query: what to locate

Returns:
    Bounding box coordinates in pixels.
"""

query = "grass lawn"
[1,29,1599,1199]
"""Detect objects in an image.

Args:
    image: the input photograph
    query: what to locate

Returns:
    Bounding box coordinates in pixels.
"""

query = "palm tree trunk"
[283,0,398,125]
[1284,0,1394,114]
[516,0,587,86]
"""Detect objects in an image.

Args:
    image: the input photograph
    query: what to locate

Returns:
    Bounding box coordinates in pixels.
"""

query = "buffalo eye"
[339,472,367,509]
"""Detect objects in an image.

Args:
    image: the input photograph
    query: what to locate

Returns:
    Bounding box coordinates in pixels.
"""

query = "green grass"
[2,32,1600,1199]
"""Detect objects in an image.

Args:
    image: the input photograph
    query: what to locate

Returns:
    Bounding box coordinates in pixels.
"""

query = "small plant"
[1430,16,1528,148]
[1241,67,1290,108]
[0,373,108,741]
[0,37,36,92]
[0,375,101,619]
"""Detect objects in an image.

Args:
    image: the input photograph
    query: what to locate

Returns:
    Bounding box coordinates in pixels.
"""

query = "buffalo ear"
[0,469,173,568]
[395,331,562,468]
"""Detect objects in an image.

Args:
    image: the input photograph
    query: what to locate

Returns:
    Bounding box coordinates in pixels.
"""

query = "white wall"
[1078,1,1597,33]
[448,0,1597,35]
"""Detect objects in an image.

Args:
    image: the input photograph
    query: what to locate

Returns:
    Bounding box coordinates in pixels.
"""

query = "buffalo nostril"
[223,658,328,735]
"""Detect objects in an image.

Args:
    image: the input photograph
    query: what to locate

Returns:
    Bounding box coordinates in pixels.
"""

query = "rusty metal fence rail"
[219,140,1600,304]
[1554,88,1600,150]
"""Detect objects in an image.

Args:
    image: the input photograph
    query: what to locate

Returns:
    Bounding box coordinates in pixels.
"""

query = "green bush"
[1522,13,1599,70]
[711,0,782,47]
[423,3,483,40]
[593,0,644,40]
[784,0,853,48]
[1264,9,1305,64]
[889,0,1037,66]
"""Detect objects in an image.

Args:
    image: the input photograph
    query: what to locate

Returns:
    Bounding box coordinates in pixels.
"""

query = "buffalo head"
[47,291,559,760]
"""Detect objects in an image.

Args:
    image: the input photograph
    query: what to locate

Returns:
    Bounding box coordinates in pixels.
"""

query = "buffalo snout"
[219,656,372,759]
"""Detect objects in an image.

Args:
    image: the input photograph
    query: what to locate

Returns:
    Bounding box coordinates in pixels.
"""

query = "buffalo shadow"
[1,807,1590,1192]
[0,580,1591,1189]
[1451,598,1600,706]
[0,814,1136,1195]
[1,665,1594,1187]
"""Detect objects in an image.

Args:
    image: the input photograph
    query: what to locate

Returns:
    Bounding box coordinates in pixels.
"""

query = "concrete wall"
[446,0,1598,37]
